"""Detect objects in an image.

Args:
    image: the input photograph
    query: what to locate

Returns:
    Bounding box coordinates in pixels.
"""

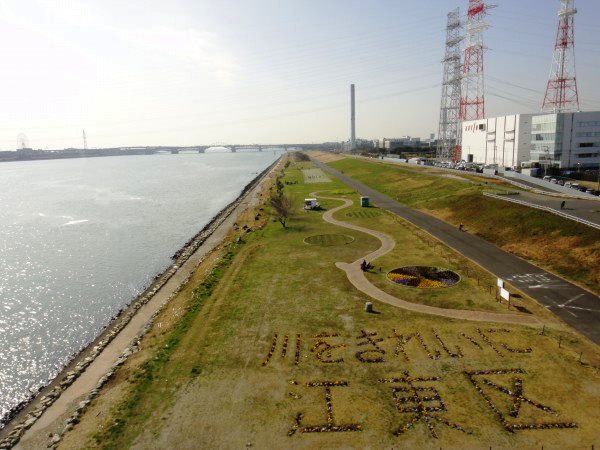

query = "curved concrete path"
[315,193,539,326]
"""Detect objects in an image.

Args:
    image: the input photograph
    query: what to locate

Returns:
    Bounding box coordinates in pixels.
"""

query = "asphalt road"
[498,175,562,193]
[313,159,600,345]
[514,191,600,225]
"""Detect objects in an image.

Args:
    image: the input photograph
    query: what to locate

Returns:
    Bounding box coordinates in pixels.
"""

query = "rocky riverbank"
[0,158,280,449]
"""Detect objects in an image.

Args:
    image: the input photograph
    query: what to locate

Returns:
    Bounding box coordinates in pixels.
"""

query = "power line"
[0,83,441,147]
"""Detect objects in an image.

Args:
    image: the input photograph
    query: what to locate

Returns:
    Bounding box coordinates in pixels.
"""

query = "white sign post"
[500,287,510,309]
[495,278,504,302]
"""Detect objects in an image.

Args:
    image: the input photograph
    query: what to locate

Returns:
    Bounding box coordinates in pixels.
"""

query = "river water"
[0,151,280,425]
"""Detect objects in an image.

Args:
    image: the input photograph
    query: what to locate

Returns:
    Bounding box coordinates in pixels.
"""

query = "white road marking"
[563,305,600,313]
[528,282,570,289]
[558,294,585,308]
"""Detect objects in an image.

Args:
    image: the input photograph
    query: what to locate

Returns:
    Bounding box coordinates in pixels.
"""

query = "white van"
[304,198,320,210]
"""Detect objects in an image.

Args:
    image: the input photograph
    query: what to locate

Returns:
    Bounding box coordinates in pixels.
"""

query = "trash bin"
[360,196,369,207]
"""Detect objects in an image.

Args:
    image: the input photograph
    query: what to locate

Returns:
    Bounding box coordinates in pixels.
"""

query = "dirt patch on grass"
[307,150,346,163]
[302,168,331,183]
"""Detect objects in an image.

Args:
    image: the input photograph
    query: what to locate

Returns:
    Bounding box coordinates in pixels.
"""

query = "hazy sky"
[1,0,599,149]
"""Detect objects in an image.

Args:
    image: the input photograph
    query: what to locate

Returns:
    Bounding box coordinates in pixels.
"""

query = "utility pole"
[542,0,579,112]
[83,130,88,150]
[459,0,494,122]
[350,84,356,151]
[437,8,463,161]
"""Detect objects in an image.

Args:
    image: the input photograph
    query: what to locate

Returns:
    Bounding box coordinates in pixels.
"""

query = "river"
[0,150,280,425]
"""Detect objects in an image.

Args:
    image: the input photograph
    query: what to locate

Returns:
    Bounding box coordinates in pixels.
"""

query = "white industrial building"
[461,111,600,169]
[381,136,421,150]
[461,114,532,168]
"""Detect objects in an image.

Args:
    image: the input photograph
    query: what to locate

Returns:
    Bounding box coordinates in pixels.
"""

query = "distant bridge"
[119,144,314,154]
[0,144,324,163]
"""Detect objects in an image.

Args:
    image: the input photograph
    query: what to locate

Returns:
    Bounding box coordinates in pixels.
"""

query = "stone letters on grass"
[260,328,578,439]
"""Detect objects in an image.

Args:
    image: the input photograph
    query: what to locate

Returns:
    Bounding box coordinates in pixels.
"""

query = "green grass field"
[328,157,600,295]
[304,233,355,246]
[60,157,600,450]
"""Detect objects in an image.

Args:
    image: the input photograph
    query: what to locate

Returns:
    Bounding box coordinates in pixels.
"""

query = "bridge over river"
[0,144,322,162]
[170,144,297,154]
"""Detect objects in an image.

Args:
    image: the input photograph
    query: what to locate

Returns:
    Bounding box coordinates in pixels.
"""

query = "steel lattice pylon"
[437,8,463,161]
[542,0,579,112]
[459,0,493,123]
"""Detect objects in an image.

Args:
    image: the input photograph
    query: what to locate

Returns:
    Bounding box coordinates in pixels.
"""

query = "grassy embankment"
[326,156,600,295]
[60,157,600,450]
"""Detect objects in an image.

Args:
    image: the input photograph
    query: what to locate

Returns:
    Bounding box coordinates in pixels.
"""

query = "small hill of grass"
[328,158,600,294]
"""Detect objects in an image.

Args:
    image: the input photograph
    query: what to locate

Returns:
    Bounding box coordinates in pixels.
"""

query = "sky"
[0,0,599,149]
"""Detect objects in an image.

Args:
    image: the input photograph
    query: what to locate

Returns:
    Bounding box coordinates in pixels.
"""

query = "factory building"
[381,136,421,150]
[461,111,600,169]
[460,114,532,168]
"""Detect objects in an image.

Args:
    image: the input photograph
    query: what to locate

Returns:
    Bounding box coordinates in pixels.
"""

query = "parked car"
[550,178,558,184]
[570,183,580,189]
[557,179,565,186]
[564,182,573,188]
[543,176,552,181]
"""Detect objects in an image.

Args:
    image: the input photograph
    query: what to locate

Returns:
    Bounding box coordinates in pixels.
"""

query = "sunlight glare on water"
[0,151,279,424]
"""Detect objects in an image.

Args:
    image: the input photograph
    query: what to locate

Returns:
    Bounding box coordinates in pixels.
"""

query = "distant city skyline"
[1,0,599,150]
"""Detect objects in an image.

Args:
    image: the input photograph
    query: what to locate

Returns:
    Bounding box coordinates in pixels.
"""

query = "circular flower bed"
[304,234,355,246]
[387,266,460,288]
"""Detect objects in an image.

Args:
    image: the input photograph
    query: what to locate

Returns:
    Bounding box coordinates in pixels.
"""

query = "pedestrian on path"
[560,200,566,210]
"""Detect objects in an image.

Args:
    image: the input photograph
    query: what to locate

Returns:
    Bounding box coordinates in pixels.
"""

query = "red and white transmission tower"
[459,0,494,122]
[542,0,579,113]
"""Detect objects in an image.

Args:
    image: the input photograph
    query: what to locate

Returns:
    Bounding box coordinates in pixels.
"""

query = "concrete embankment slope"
[4,158,282,450]
[312,158,600,346]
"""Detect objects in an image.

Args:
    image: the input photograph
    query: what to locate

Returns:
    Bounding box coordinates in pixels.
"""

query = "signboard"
[500,288,510,301]
[497,278,504,288]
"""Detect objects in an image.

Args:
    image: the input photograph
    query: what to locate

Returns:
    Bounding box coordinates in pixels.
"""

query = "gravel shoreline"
[0,158,280,449]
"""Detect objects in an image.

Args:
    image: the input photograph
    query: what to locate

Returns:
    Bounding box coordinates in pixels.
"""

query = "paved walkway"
[314,192,539,325]
[312,159,600,345]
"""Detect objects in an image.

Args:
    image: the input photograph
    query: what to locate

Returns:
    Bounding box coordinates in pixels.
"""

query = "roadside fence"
[483,192,600,231]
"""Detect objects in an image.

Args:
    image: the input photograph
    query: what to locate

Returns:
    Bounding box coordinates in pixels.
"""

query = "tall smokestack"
[350,84,356,151]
